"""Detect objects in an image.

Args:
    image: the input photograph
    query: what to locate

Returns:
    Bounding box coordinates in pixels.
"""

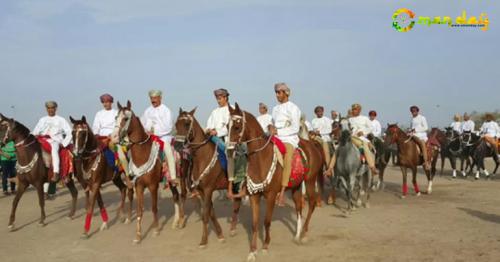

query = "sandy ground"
[1,160,500,262]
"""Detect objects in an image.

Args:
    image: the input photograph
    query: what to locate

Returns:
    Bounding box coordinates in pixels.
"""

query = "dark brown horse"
[384,124,433,197]
[112,101,182,243]
[0,114,80,230]
[227,104,323,261]
[175,108,243,247]
[70,116,133,238]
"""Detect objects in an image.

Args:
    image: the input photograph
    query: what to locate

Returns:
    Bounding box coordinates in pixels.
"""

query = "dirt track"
[1,160,500,262]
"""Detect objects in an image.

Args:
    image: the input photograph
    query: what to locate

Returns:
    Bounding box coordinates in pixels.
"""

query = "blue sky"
[0,0,498,129]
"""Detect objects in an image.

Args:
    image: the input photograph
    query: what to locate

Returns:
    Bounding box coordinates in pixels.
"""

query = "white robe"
[206,105,231,138]
[33,115,72,147]
[370,119,382,138]
[257,114,273,132]
[349,115,373,140]
[411,114,429,141]
[312,116,333,142]
[272,101,301,148]
[92,109,118,136]
[141,104,174,141]
[450,121,462,134]
[480,121,500,137]
[462,120,475,132]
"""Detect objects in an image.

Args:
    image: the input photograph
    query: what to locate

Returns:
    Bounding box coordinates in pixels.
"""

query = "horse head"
[70,115,91,156]
[227,103,247,150]
[384,123,400,146]
[338,118,352,145]
[175,107,197,144]
[112,100,133,144]
[0,113,16,146]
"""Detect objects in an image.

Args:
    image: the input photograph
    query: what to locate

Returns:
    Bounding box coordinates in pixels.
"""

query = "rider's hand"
[356,131,364,137]
[268,126,277,136]
[209,129,217,136]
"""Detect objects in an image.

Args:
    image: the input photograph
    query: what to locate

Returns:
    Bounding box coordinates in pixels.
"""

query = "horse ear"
[179,107,183,115]
[127,100,132,109]
[117,101,123,110]
[189,107,197,115]
[82,115,87,123]
[0,113,4,121]
[235,103,241,113]
[69,116,76,124]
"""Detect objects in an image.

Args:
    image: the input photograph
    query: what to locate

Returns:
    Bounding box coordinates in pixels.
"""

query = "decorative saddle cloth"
[37,136,73,180]
[271,136,309,188]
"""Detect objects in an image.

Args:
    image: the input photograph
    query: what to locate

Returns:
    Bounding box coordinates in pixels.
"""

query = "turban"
[314,106,324,112]
[45,101,58,108]
[274,82,290,96]
[259,102,267,109]
[100,93,114,103]
[148,90,163,97]
[213,88,229,97]
[454,114,461,121]
[369,110,377,117]
[351,103,362,110]
[410,105,420,112]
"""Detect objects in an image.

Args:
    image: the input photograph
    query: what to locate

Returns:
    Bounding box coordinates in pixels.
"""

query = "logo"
[392,9,489,32]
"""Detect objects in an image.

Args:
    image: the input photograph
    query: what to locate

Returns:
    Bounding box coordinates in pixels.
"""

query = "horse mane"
[339,130,351,146]
[13,120,31,138]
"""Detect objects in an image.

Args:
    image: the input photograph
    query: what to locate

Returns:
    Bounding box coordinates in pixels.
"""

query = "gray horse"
[332,118,371,211]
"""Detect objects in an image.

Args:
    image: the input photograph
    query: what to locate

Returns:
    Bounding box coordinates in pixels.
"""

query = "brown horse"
[384,124,433,197]
[112,101,182,243]
[175,108,243,247]
[0,114,80,230]
[227,104,323,261]
[70,116,133,238]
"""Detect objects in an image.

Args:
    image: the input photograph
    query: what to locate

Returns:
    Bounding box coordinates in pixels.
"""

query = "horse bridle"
[228,111,269,154]
[73,124,93,156]
[0,120,12,145]
[116,109,150,145]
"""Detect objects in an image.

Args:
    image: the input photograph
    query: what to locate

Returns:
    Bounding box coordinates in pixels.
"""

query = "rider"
[331,110,340,123]
[368,110,382,138]
[324,104,378,176]
[92,93,132,188]
[479,113,499,157]
[450,114,463,134]
[33,101,72,183]
[256,102,273,133]
[409,105,431,170]
[462,113,475,132]
[269,83,301,206]
[311,106,333,166]
[206,88,234,196]
[141,90,177,184]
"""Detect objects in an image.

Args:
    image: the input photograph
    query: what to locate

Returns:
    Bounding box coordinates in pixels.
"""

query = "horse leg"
[112,176,126,222]
[460,156,466,177]
[35,182,46,226]
[8,180,28,230]
[66,178,79,219]
[247,194,261,262]
[149,184,160,236]
[401,167,408,198]
[208,190,224,242]
[291,188,303,243]
[450,156,457,178]
[199,190,210,248]
[126,187,134,224]
[411,167,420,196]
[301,178,317,242]
[82,184,99,238]
[96,189,109,232]
[133,184,144,244]
[170,185,184,229]
[230,197,242,237]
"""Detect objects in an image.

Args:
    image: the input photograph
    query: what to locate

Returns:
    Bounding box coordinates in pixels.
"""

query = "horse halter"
[73,125,90,156]
[175,114,195,144]
[116,109,133,143]
[227,111,247,150]
[0,120,11,145]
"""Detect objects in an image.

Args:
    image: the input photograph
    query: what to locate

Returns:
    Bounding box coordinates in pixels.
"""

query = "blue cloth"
[103,148,119,173]
[210,136,227,172]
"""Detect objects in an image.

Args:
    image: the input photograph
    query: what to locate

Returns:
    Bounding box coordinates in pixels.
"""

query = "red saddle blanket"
[37,136,73,180]
[271,136,308,188]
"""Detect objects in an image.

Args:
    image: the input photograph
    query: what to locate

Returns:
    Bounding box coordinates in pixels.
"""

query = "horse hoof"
[261,249,269,255]
[360,190,365,196]
[230,230,237,237]
[38,222,46,227]
[301,236,309,244]
[364,203,370,209]
[177,218,186,229]
[153,230,160,237]
[293,237,302,245]
[400,195,406,199]
[171,221,179,230]
[81,233,89,239]
[67,216,74,221]
[247,252,257,262]
[133,239,141,245]
[356,199,362,207]
[218,237,226,243]
[8,224,15,232]
[199,244,207,249]
[100,222,108,231]
[416,192,421,197]
[124,218,131,224]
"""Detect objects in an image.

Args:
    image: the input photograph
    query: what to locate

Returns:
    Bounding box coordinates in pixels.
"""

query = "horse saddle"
[271,136,309,188]
[37,136,73,179]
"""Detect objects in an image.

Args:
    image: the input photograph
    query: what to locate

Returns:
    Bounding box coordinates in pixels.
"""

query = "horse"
[111,101,182,243]
[371,134,390,191]
[333,118,371,210]
[441,127,465,178]
[461,131,480,174]
[426,128,446,180]
[384,124,433,197]
[70,116,133,238]
[227,103,323,262]
[0,114,81,230]
[470,137,499,179]
[175,108,244,247]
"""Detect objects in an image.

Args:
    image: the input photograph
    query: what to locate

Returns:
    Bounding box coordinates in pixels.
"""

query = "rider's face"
[150,96,162,107]
[259,106,267,115]
[102,101,112,110]
[275,90,287,103]
[216,95,228,107]
[351,107,361,117]
[411,110,418,117]
[315,109,324,118]
[46,107,56,117]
